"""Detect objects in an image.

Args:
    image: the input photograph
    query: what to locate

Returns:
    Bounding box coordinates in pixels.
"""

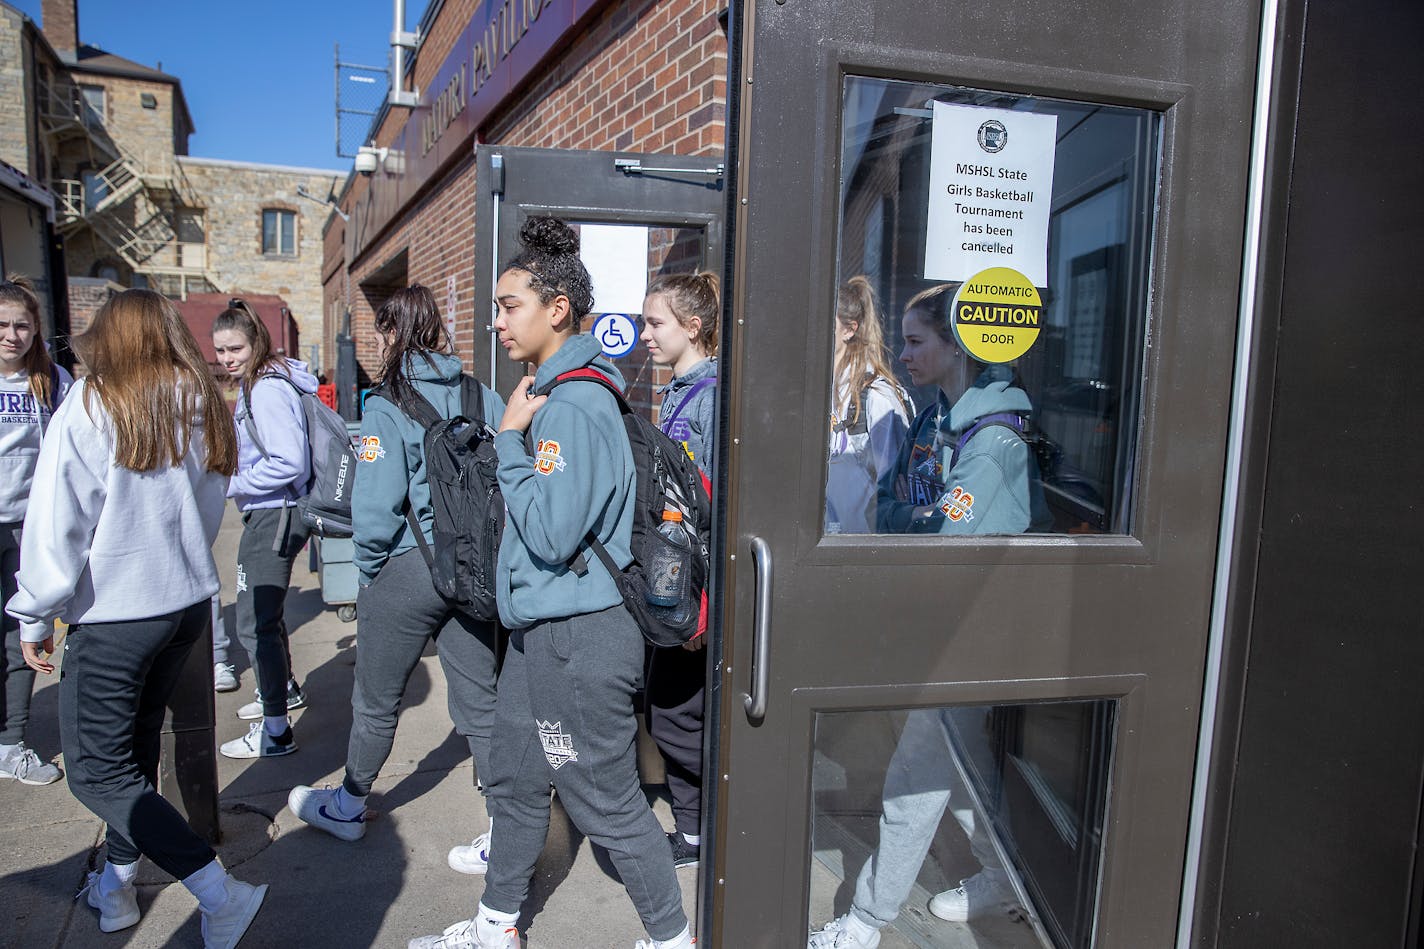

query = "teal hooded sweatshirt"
[492,334,636,629]
[876,366,1041,535]
[352,352,505,583]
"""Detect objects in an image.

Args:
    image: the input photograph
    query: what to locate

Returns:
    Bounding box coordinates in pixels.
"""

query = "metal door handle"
[743,536,772,725]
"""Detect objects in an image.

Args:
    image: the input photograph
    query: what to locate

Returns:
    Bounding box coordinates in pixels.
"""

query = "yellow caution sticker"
[951,267,1043,363]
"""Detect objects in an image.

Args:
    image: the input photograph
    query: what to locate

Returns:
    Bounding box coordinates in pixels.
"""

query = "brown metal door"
[712,0,1262,946]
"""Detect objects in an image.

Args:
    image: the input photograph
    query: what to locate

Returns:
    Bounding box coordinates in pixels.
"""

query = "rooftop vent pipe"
[390,0,419,108]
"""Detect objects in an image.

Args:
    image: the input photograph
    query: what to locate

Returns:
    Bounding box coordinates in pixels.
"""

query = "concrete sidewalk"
[0,505,697,948]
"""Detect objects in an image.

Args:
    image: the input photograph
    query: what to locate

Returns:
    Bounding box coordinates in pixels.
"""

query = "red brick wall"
[324,0,727,402]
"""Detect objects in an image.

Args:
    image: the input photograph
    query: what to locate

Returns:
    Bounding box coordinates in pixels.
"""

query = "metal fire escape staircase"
[42,76,219,295]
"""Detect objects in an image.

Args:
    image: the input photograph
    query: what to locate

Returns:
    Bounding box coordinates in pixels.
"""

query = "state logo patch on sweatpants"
[537,720,579,770]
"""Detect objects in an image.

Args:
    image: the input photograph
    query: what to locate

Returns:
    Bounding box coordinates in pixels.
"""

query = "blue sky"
[10,0,416,171]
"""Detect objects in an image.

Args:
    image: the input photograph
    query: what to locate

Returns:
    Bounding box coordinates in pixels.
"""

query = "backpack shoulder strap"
[546,368,630,414]
[374,381,443,431]
[660,376,716,432]
[459,373,486,425]
[950,412,1027,470]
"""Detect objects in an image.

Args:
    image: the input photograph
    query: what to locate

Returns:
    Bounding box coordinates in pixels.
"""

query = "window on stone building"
[79,85,105,123]
[262,209,297,256]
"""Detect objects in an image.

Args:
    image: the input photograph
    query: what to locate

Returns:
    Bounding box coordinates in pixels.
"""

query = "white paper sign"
[924,102,1058,288]
[579,224,650,314]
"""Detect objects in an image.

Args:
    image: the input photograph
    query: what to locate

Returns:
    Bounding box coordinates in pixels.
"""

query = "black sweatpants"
[1,523,35,745]
[647,643,707,837]
[59,600,216,877]
[235,506,310,717]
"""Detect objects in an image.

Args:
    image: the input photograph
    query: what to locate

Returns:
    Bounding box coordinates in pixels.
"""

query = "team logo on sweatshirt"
[534,439,566,475]
[537,720,579,769]
[936,485,975,522]
[358,435,386,463]
[0,390,46,423]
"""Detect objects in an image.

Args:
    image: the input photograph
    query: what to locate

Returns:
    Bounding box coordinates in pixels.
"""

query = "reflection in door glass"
[825,78,1161,536]
[809,701,1115,949]
[567,221,711,423]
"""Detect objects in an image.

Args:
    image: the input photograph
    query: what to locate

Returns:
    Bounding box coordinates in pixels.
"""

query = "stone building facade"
[0,0,343,369]
[321,0,727,397]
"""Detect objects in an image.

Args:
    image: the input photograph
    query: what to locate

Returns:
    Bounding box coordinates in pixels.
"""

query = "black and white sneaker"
[667,832,699,869]
[236,679,308,720]
[220,722,297,759]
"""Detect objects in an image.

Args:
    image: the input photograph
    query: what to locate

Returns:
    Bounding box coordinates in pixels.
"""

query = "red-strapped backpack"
[531,369,712,647]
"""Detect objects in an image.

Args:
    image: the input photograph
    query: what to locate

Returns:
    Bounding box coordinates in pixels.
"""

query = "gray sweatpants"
[850,708,1005,930]
[482,605,686,941]
[343,548,498,797]
[1,523,34,745]
[235,506,310,717]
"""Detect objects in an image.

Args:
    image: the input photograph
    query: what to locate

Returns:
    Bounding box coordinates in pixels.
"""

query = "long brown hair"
[375,284,451,408]
[834,275,906,421]
[211,297,286,392]
[74,289,237,475]
[646,271,720,355]
[0,275,59,409]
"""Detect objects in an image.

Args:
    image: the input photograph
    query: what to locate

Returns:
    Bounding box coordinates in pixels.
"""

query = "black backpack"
[243,374,357,538]
[534,368,712,648]
[379,375,503,622]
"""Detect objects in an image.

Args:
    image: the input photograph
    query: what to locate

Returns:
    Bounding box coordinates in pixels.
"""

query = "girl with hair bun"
[640,269,719,871]
[0,275,71,786]
[826,275,913,534]
[212,298,320,760]
[413,216,692,949]
[9,289,268,946]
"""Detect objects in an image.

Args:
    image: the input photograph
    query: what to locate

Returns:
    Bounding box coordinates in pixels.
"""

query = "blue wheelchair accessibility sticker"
[592,313,639,358]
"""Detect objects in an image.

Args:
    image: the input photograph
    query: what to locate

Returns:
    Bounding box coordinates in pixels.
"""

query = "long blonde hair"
[834,275,906,422]
[0,275,59,409]
[74,289,237,475]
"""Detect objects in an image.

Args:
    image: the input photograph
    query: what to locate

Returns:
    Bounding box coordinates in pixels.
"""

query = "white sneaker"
[288,784,367,841]
[200,876,267,949]
[634,925,695,948]
[447,831,491,874]
[219,722,296,759]
[408,915,519,948]
[808,914,880,949]
[0,744,62,785]
[214,663,239,693]
[77,870,140,933]
[928,870,1015,922]
[236,681,307,720]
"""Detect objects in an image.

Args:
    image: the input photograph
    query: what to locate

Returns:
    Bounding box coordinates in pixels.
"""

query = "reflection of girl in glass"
[825,276,912,533]
[876,284,1045,535]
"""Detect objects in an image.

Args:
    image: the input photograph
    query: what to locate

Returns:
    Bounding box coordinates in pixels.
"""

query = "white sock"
[651,923,694,948]
[681,832,700,846]
[475,902,519,938]
[333,786,367,819]
[263,715,288,737]
[844,913,879,945]
[182,859,230,914]
[99,859,137,895]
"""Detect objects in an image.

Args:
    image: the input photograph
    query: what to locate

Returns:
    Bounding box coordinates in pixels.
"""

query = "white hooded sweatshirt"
[6,378,228,642]
[0,366,74,523]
